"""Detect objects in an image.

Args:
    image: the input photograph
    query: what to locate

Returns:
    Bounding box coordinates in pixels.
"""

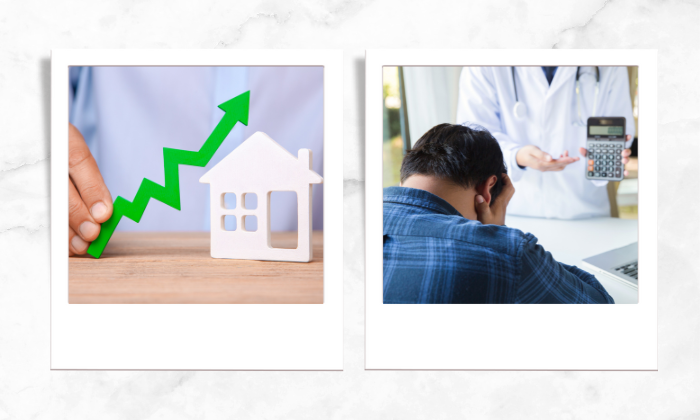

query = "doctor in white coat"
[456,66,635,219]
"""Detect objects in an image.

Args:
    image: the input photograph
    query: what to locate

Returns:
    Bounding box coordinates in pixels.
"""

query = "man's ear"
[475,175,498,204]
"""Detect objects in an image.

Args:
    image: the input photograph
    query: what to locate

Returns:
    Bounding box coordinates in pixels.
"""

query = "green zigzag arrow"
[86,90,250,259]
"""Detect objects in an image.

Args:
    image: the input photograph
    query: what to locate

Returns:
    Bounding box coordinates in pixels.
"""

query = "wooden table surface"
[69,231,323,304]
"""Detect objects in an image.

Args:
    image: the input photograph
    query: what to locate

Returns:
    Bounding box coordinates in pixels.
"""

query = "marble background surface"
[1,0,698,418]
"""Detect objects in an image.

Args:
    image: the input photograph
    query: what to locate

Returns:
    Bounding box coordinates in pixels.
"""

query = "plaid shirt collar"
[383,186,463,218]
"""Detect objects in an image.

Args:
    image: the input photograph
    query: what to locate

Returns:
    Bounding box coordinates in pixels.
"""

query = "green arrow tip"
[218,90,250,126]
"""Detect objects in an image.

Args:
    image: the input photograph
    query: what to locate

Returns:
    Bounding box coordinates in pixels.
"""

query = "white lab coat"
[456,66,635,219]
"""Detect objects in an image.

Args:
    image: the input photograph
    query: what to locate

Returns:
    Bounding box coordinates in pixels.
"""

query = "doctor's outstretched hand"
[516,145,580,172]
[579,134,633,177]
[68,123,113,256]
[475,173,515,227]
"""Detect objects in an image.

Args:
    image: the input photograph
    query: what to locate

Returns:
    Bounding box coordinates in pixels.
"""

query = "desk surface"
[507,216,638,304]
[69,231,323,304]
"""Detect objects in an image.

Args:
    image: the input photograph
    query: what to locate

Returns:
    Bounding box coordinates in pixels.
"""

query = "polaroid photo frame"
[51,49,343,370]
[365,49,657,370]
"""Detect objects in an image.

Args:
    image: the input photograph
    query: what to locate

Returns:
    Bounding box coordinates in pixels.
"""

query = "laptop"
[581,242,638,290]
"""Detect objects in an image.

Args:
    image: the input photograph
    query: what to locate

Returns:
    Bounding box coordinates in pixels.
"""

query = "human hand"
[69,123,112,256]
[475,173,515,226]
[516,145,580,172]
[578,134,633,177]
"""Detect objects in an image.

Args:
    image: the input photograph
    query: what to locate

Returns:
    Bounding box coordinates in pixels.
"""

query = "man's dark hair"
[400,123,507,202]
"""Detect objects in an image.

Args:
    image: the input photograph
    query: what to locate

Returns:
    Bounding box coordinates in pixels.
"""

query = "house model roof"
[199,131,323,185]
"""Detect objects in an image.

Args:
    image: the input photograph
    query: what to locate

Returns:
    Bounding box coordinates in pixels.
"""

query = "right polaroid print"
[365,50,657,370]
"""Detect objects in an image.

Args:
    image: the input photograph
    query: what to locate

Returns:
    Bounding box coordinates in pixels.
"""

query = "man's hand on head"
[68,123,113,256]
[475,173,515,226]
[579,134,633,177]
[516,145,579,172]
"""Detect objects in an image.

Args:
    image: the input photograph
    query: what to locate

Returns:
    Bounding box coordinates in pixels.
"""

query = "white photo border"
[365,49,657,370]
[51,49,343,370]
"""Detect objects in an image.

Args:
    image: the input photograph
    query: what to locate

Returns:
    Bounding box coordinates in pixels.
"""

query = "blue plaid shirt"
[383,187,614,304]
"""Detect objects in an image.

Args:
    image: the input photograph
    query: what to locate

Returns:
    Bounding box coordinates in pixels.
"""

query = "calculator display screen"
[589,125,624,136]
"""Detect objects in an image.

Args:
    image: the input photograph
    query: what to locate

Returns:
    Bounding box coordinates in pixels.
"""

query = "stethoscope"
[511,66,600,126]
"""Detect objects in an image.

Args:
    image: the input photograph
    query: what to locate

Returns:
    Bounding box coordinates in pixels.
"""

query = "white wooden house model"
[199,132,323,262]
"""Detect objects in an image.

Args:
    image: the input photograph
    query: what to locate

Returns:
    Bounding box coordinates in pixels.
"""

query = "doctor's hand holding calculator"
[579,117,632,181]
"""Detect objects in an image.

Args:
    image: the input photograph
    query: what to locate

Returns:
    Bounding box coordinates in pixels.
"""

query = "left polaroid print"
[51,50,343,370]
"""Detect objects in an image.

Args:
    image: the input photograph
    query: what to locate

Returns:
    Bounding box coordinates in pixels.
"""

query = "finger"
[500,173,512,187]
[624,170,629,176]
[579,147,588,157]
[69,227,75,257]
[529,147,552,162]
[69,179,101,242]
[500,173,515,200]
[475,194,491,217]
[562,150,569,158]
[539,157,578,170]
[622,157,629,165]
[541,163,571,172]
[69,124,113,223]
[544,162,571,171]
[69,226,88,255]
[626,134,632,142]
[621,148,631,157]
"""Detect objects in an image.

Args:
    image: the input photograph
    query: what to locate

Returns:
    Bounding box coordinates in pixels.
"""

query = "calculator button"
[615,169,621,177]
[594,172,600,177]
[588,160,594,165]
[601,172,606,177]
[588,171,594,177]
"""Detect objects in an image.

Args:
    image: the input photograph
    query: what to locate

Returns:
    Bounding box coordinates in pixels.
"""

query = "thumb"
[529,147,551,162]
[475,195,490,219]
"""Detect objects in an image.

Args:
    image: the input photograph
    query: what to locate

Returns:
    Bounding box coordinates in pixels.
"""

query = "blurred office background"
[382,66,639,219]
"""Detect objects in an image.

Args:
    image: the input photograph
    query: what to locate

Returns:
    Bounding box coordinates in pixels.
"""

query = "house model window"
[200,132,323,262]
[220,193,258,232]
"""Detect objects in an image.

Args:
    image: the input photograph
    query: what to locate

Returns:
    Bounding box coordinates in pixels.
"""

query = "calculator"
[585,117,626,181]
